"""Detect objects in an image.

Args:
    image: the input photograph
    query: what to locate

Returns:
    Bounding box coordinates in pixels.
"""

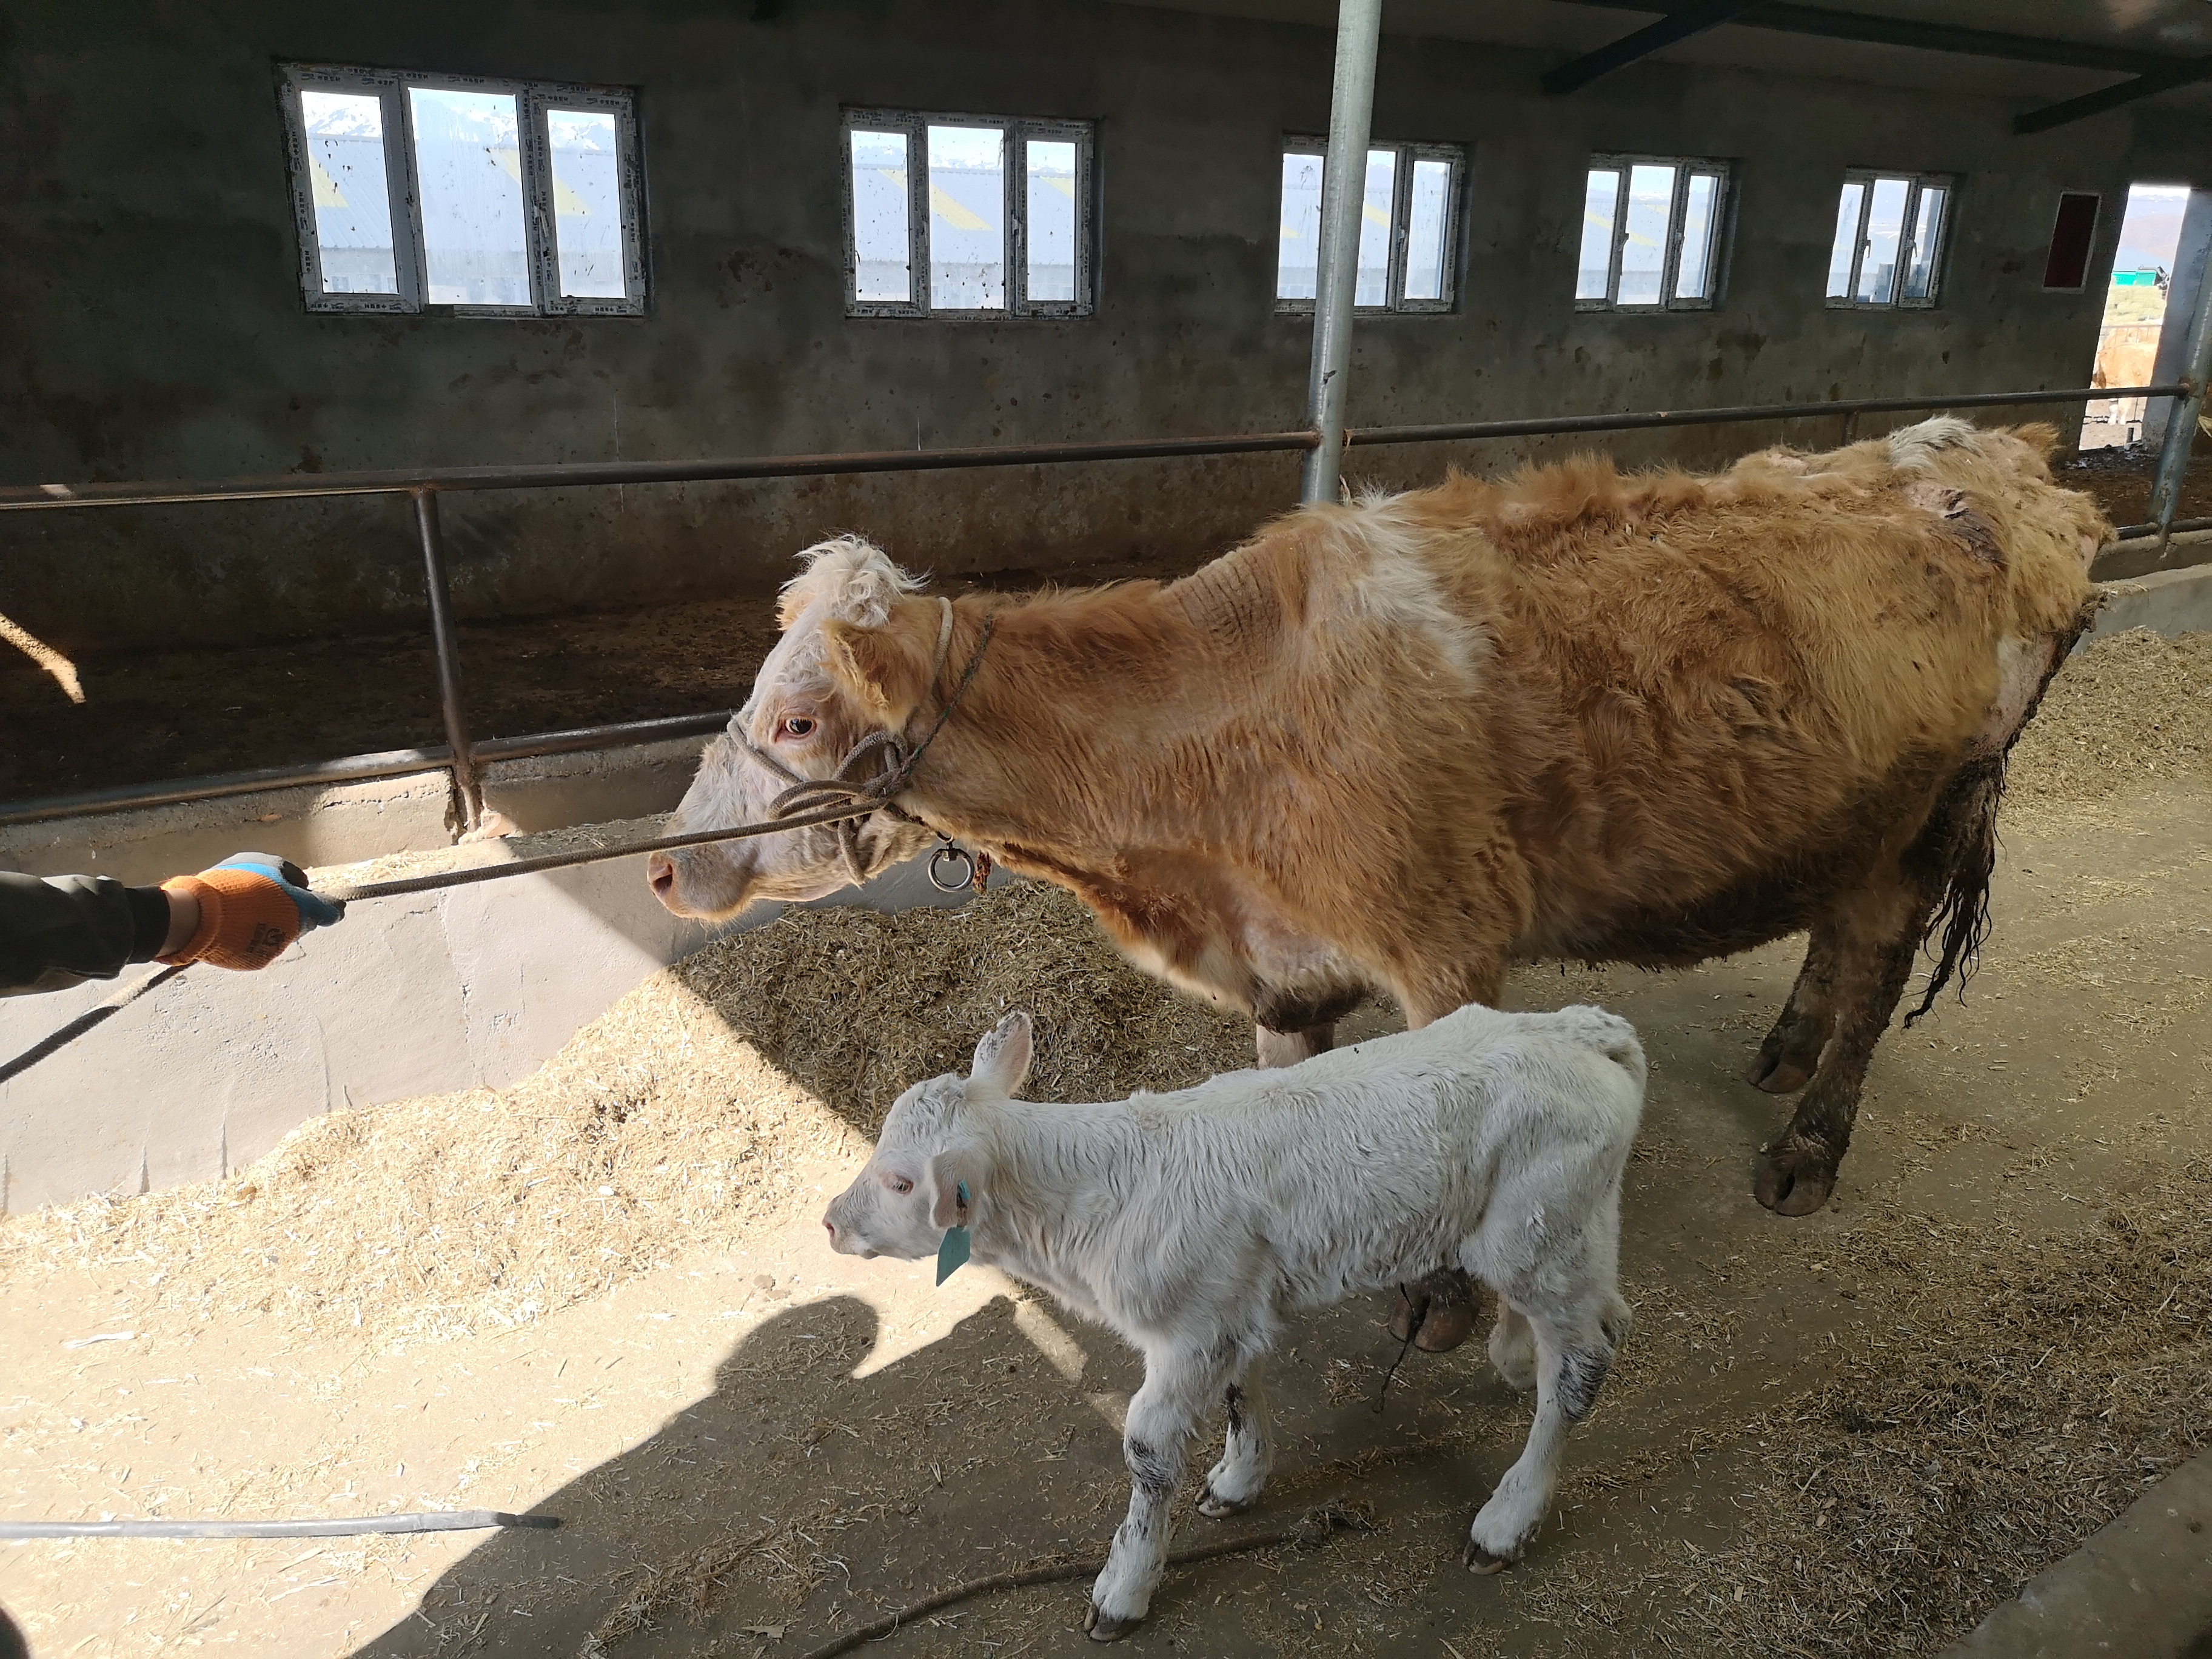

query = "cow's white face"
[822,1013,1033,1259]
[648,538,941,920]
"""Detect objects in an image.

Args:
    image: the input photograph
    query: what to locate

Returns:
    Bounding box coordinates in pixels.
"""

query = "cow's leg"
[1197,1356,1274,1518]
[1255,1023,1334,1068]
[1088,1344,1229,1641]
[1755,742,2017,1217]
[1747,916,1845,1094]
[1464,1283,1624,1571]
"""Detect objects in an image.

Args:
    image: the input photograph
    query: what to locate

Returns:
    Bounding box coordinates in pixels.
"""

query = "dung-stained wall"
[4,0,2208,655]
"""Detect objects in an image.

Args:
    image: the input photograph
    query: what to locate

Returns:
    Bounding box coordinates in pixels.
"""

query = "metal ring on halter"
[928,842,977,893]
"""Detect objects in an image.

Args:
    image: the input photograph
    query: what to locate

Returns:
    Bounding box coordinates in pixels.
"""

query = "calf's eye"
[780,716,817,739]
[888,1175,913,1195]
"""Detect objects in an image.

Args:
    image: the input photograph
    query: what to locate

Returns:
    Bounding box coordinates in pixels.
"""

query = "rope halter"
[736,596,997,890]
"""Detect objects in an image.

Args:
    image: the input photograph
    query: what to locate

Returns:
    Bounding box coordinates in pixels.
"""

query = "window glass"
[850,129,911,303]
[408,86,531,306]
[1577,169,1619,301]
[1403,157,1453,302]
[300,90,397,294]
[1354,148,1398,307]
[1826,180,1864,298]
[1616,163,1675,306]
[1903,185,1946,301]
[927,124,1005,310]
[1025,139,1078,303]
[1276,152,1324,301]
[1674,172,1718,301]
[1855,175,1909,304]
[546,109,623,298]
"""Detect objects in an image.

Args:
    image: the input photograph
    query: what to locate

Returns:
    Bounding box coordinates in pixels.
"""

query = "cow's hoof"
[1196,1483,1253,1519]
[1085,1604,1143,1642]
[1754,1143,1837,1216]
[1461,1537,1515,1574]
[1746,1050,1817,1094]
[1389,1270,1481,1353]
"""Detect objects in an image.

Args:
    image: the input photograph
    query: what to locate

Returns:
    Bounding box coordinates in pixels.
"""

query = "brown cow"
[649,417,2104,1348]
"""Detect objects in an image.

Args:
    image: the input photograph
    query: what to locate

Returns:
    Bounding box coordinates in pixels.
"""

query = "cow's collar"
[738,597,997,890]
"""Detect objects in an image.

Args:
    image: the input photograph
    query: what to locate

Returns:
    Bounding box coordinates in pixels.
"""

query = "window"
[1826,170,1952,309]
[2043,192,2101,291]
[1574,155,1730,311]
[842,109,1094,318]
[1275,140,1465,313]
[280,63,647,316]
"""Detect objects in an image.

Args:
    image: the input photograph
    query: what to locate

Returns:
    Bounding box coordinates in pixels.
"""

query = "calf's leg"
[1487,1299,1538,1392]
[1197,1356,1274,1518]
[1088,1346,1230,1641]
[1464,1293,1623,1571]
[1385,960,1513,1353]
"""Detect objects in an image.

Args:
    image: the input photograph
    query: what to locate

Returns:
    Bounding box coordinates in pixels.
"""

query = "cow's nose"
[646,854,676,897]
[822,1218,837,1242]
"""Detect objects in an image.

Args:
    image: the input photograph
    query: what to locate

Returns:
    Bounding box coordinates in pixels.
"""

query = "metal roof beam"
[1541,0,1764,95]
[1561,1,2188,78]
[2014,54,2212,135]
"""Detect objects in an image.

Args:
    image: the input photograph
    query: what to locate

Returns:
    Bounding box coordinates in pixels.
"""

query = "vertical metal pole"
[1298,0,1384,506]
[2150,229,2212,561]
[412,488,482,829]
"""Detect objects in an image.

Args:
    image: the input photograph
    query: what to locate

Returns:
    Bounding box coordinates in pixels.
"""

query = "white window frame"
[1826,169,1954,312]
[1274,138,1467,316]
[278,61,648,318]
[841,107,1096,320]
[1575,153,1732,313]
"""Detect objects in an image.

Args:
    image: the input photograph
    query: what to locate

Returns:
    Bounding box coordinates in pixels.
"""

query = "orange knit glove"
[158,854,344,971]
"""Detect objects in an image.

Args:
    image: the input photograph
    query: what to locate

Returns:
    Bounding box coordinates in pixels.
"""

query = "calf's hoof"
[1196,1482,1253,1519]
[1461,1536,1515,1574]
[1753,1141,1837,1216]
[1387,1270,1483,1353]
[1085,1604,1144,1643]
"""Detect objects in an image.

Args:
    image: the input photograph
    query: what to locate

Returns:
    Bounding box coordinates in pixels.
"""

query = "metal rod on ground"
[413,488,482,828]
[2150,232,2212,561]
[0,1510,558,1540]
[1299,0,1383,506]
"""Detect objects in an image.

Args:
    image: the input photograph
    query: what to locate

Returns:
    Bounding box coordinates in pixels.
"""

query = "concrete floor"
[1,780,2206,1658]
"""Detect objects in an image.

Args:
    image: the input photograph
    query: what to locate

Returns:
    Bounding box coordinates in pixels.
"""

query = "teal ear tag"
[936,1182,971,1285]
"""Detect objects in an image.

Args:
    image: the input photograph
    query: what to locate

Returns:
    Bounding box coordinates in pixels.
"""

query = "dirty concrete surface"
[1,769,2206,1657]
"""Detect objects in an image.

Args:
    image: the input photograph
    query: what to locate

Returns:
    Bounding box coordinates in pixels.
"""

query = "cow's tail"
[1905,597,2099,1025]
[1905,754,2004,1026]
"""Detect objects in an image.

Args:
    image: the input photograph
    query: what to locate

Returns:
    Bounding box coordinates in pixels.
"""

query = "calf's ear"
[822,606,932,728]
[970,1011,1034,1096]
[927,1147,986,1230]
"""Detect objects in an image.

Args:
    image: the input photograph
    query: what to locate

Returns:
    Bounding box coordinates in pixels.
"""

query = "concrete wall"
[0,802,995,1215]
[7,1,2210,654]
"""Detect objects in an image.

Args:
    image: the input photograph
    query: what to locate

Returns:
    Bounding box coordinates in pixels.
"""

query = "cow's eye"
[886,1175,913,1195]
[780,716,817,740]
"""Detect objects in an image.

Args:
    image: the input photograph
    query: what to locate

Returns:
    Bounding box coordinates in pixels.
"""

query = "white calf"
[821,1001,1644,1641]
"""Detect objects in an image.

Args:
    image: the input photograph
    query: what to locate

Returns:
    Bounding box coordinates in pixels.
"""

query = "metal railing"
[0,379,2199,831]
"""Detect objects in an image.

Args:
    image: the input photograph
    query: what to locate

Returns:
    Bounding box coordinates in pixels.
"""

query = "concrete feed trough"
[0,626,2208,1658]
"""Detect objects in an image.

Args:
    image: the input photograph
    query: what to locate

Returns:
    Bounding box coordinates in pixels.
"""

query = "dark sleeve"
[0,873,173,997]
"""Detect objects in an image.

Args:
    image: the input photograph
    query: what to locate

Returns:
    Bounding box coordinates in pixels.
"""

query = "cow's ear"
[823,608,931,727]
[970,1011,1034,1096]
[927,1146,986,1230]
